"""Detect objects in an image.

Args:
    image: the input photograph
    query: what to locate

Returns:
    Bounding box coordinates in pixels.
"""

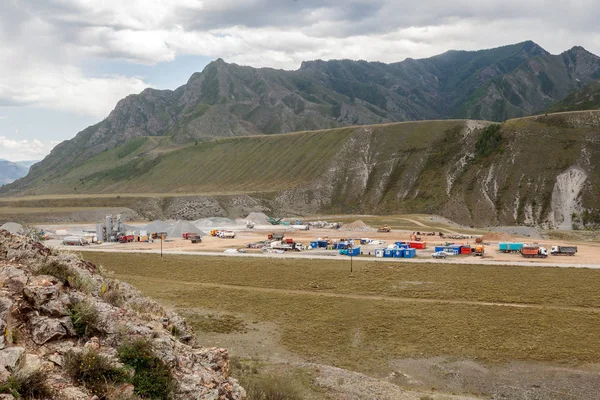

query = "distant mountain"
[548,78,600,113]
[4,41,600,196]
[0,160,32,185]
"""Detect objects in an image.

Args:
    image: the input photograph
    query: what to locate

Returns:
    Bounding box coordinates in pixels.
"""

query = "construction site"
[12,212,598,267]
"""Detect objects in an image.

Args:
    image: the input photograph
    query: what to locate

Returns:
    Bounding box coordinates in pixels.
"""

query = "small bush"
[241,375,302,400]
[102,289,125,308]
[0,370,54,399]
[37,261,73,285]
[475,124,502,157]
[118,339,174,399]
[64,348,130,398]
[69,300,101,338]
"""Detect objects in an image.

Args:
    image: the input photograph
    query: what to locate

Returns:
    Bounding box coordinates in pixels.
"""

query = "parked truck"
[521,246,548,258]
[62,236,89,246]
[551,246,577,256]
[268,233,285,241]
[377,225,391,233]
[118,234,135,243]
[498,242,524,253]
[188,235,202,243]
[218,231,236,239]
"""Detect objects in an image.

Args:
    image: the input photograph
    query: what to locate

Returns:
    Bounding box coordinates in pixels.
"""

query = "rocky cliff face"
[0,231,245,399]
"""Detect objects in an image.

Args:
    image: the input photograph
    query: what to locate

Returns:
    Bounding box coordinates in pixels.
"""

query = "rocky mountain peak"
[0,231,246,399]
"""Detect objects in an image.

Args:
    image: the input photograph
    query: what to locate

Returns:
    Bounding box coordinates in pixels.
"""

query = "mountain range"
[0,160,36,186]
[3,41,600,227]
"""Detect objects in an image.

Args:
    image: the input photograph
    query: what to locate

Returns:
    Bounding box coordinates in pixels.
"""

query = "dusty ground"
[45,216,600,267]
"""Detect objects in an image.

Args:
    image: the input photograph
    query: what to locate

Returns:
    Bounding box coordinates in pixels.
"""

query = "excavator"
[377,225,391,233]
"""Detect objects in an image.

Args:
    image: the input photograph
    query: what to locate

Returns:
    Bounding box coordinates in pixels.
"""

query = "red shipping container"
[409,241,427,249]
[460,246,472,255]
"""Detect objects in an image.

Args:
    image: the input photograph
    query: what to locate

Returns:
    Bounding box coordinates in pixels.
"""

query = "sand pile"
[481,232,513,241]
[0,222,24,234]
[245,212,271,225]
[194,217,235,228]
[341,220,375,232]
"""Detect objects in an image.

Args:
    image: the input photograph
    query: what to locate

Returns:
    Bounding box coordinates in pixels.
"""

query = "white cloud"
[0,136,59,162]
[0,0,599,120]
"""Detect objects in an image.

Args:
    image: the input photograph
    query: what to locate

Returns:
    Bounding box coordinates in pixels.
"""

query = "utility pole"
[349,243,353,273]
[161,234,163,258]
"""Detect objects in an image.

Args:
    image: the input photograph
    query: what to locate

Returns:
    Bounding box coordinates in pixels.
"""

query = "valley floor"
[81,252,600,400]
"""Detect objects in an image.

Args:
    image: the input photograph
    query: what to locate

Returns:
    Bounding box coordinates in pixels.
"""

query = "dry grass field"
[84,253,600,378]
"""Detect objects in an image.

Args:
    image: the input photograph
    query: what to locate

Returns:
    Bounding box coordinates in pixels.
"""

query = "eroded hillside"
[3,111,600,228]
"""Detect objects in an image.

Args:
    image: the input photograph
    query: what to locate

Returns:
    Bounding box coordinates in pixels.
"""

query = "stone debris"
[0,230,246,399]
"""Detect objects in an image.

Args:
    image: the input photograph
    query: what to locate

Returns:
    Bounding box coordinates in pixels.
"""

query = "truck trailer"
[551,246,577,256]
[499,242,524,253]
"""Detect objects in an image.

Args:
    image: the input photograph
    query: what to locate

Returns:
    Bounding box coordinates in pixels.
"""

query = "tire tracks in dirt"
[116,274,600,313]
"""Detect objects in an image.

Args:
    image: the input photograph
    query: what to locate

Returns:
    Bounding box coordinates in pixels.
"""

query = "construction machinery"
[474,244,485,256]
[268,217,284,225]
[377,225,392,233]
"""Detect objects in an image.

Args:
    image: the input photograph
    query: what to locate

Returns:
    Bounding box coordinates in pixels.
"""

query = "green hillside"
[549,79,600,112]
[6,111,600,228]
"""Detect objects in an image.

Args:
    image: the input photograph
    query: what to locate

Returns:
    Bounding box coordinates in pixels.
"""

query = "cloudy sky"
[0,0,599,161]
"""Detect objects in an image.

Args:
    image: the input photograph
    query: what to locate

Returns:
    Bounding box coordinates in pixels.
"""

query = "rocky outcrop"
[0,231,245,399]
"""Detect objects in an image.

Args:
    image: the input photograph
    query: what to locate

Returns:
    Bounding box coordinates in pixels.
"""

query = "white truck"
[218,231,236,239]
[62,236,89,246]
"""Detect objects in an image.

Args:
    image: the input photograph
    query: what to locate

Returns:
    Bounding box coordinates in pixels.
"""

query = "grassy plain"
[84,252,600,377]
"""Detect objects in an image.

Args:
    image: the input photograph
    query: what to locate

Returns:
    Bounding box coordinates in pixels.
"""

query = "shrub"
[0,370,54,399]
[241,376,302,400]
[102,289,125,308]
[64,348,130,398]
[69,300,101,338]
[37,261,72,285]
[37,261,94,293]
[475,124,502,157]
[118,339,174,399]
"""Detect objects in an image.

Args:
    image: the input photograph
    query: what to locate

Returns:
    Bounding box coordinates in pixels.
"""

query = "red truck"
[118,234,135,243]
[521,246,548,258]
[182,233,196,239]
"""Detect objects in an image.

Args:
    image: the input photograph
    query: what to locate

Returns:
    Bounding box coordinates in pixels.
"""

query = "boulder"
[28,315,68,345]
[0,266,28,293]
[23,275,63,309]
[0,346,25,371]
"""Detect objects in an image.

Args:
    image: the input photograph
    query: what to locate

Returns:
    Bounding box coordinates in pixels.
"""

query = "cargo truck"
[521,246,548,258]
[551,246,577,256]
[118,234,135,243]
[218,231,236,239]
[498,242,524,253]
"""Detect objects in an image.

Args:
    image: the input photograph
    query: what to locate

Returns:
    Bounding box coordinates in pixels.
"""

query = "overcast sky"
[0,0,599,161]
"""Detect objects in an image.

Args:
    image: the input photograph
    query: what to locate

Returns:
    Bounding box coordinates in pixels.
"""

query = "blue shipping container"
[347,247,360,256]
[393,249,404,258]
[310,241,318,249]
[403,248,417,258]
[384,249,394,258]
[339,249,348,255]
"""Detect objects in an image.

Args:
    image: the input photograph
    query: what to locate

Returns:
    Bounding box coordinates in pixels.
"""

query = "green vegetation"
[37,261,94,293]
[118,339,174,399]
[85,253,600,376]
[549,78,600,112]
[0,371,53,399]
[69,300,101,338]
[475,124,502,157]
[64,348,130,398]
